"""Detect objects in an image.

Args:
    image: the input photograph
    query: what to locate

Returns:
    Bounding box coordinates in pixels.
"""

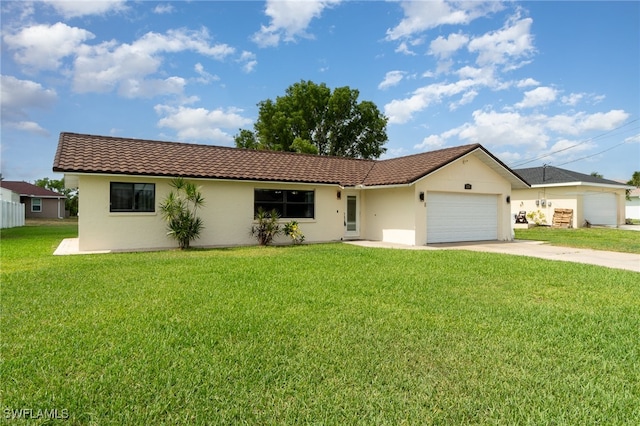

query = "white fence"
[1,200,25,229]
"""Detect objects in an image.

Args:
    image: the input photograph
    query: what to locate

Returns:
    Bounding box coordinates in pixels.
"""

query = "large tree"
[235,80,388,159]
[35,177,78,216]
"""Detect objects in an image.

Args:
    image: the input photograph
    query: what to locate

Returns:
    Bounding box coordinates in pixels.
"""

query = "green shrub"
[526,209,547,225]
[251,207,281,246]
[283,220,305,244]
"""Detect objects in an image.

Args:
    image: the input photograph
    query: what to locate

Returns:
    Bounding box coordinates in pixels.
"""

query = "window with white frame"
[31,198,42,212]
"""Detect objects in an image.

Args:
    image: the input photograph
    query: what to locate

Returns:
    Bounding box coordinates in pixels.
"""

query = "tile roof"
[514,166,630,187]
[0,181,66,198]
[53,132,520,187]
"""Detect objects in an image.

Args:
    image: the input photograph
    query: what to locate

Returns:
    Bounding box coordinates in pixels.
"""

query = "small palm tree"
[159,178,205,249]
[250,207,281,246]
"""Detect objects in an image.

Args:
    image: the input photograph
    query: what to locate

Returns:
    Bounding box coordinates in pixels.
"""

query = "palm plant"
[250,207,281,246]
[159,178,205,249]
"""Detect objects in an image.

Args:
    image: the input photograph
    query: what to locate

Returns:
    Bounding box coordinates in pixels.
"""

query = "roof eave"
[53,170,345,187]
[529,182,634,190]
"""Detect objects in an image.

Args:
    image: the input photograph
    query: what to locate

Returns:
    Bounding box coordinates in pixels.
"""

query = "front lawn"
[515,226,640,254]
[2,225,639,424]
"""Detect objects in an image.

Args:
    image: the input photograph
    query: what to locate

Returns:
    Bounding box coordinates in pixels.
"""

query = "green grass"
[2,225,639,424]
[515,226,640,254]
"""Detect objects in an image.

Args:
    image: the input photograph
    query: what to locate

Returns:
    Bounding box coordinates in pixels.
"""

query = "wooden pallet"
[552,208,573,228]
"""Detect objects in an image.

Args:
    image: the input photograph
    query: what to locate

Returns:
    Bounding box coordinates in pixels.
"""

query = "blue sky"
[1,0,638,183]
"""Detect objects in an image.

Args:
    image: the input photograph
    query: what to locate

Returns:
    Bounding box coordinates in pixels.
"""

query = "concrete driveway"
[346,240,640,273]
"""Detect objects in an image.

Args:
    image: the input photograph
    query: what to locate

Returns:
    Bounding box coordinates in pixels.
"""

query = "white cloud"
[494,150,522,165]
[3,22,95,71]
[579,110,629,132]
[548,138,595,156]
[449,90,478,111]
[239,51,258,73]
[516,78,539,88]
[386,0,503,40]
[395,41,416,56]
[193,63,219,84]
[118,76,186,99]
[561,93,583,106]
[72,28,234,96]
[546,110,629,135]
[413,108,631,164]
[153,4,175,14]
[414,134,446,150]
[468,15,534,69]
[514,86,558,109]
[155,105,253,144]
[429,32,469,58]
[43,0,128,18]
[455,65,499,87]
[0,75,57,111]
[0,75,56,135]
[455,109,549,149]
[380,146,409,159]
[378,71,405,90]
[385,79,477,124]
[624,134,640,144]
[4,23,239,98]
[252,0,340,47]
[4,120,49,136]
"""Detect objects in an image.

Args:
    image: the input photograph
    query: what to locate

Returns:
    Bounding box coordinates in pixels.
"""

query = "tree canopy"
[35,177,78,216]
[235,80,388,159]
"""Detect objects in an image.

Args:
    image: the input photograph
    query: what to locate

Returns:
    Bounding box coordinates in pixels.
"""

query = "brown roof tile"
[364,144,480,186]
[1,181,65,198]
[52,132,518,188]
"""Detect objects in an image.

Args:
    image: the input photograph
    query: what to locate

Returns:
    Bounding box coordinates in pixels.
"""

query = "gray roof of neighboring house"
[53,132,529,188]
[514,166,631,187]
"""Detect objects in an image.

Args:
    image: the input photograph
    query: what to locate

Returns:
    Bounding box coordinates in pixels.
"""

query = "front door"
[345,194,359,238]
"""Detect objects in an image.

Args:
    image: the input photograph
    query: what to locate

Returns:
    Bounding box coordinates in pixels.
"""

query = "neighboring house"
[0,181,66,219]
[53,132,529,252]
[626,187,640,220]
[511,166,632,228]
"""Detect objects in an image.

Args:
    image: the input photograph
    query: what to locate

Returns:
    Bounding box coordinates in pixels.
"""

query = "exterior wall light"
[419,192,425,202]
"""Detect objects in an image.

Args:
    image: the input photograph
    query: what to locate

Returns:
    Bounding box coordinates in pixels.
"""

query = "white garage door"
[427,193,498,243]
[583,192,616,226]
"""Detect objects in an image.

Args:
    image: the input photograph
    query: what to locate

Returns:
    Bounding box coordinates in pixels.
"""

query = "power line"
[509,118,640,168]
[556,140,629,167]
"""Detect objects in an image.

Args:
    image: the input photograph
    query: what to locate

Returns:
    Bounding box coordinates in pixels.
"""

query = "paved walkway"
[53,238,110,255]
[55,236,640,273]
[345,240,640,273]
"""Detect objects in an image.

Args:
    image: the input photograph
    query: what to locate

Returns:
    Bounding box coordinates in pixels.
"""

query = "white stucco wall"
[416,153,513,244]
[76,175,346,251]
[511,187,580,227]
[627,197,640,220]
[361,186,416,245]
[511,185,628,228]
[72,151,517,251]
[360,153,514,246]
